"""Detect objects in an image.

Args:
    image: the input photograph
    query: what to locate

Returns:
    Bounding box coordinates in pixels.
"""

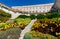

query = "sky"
[0,0,55,7]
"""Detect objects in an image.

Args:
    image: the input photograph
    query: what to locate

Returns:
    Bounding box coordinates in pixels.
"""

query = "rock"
[0,31,8,39]
[54,0,60,8]
[7,35,20,39]
[52,0,60,12]
[6,27,21,39]
[0,27,21,39]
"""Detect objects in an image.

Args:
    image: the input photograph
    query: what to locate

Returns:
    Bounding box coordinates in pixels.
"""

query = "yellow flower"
[52,22,55,24]
[59,24,60,26]
[44,23,48,26]
[56,32,58,35]
[42,26,45,28]
[4,26,8,30]
[50,21,52,23]
[7,26,11,29]
[50,27,53,32]
[56,32,60,35]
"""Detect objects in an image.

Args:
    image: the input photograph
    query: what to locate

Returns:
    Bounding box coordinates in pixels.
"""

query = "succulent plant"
[23,32,32,39]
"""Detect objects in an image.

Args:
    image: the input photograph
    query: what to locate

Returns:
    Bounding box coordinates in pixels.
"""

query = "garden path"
[19,19,37,39]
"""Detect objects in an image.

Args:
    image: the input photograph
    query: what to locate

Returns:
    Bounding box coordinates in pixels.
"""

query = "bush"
[46,12,60,19]
[14,18,31,25]
[14,18,31,29]
[30,14,36,19]
[36,14,46,19]
[23,32,32,39]
[24,31,58,39]
[0,10,11,22]
[46,13,52,19]
[51,13,59,18]
[17,15,29,18]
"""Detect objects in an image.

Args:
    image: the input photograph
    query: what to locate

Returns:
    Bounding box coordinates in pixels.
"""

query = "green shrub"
[14,18,31,25]
[51,13,59,18]
[17,15,29,18]
[0,10,11,17]
[30,14,36,19]
[46,13,52,19]
[0,10,11,22]
[24,31,58,39]
[0,23,5,28]
[36,14,46,19]
[23,32,32,39]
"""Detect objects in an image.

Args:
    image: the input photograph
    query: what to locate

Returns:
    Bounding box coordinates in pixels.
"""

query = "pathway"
[19,19,37,39]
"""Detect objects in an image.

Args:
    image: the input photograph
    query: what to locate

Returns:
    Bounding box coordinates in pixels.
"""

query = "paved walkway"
[19,19,37,39]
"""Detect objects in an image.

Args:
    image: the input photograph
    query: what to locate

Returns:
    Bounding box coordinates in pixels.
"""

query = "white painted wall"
[12,3,54,13]
[0,7,21,19]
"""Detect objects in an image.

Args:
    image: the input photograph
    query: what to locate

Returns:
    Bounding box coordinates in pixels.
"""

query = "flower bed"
[23,11,60,39]
[14,18,31,29]
[23,19,60,39]
[24,31,58,39]
[0,10,60,39]
[0,22,17,31]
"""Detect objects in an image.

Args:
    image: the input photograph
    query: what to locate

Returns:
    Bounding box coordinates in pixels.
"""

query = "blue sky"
[0,0,55,7]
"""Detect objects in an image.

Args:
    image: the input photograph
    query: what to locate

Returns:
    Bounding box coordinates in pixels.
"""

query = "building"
[0,3,56,19]
[12,3,54,14]
[0,3,21,19]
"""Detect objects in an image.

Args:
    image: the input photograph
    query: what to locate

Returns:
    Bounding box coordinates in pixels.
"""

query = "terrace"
[0,0,60,39]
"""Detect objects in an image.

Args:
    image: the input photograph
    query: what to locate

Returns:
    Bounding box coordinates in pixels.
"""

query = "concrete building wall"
[0,6,21,19]
[12,3,54,13]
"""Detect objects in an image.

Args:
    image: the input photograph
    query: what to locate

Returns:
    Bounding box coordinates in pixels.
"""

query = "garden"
[0,10,60,39]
